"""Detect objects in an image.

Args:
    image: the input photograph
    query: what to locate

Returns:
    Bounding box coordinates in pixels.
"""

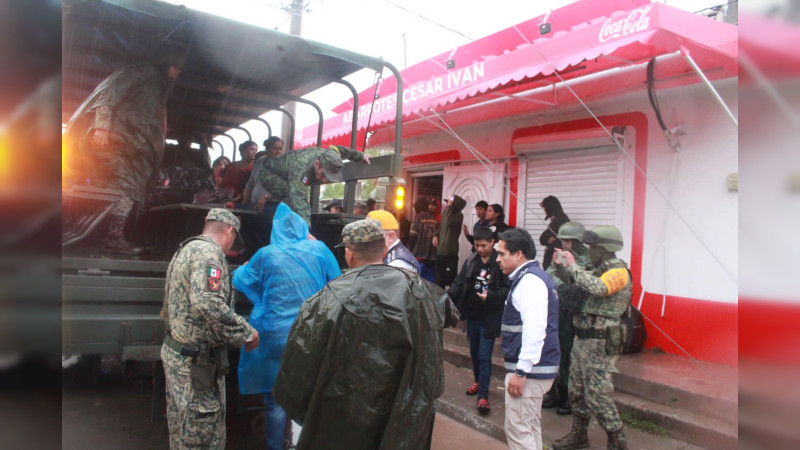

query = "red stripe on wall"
[740,298,800,366]
[638,293,738,366]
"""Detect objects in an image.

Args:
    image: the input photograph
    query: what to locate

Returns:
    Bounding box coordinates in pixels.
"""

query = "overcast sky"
[162,0,726,156]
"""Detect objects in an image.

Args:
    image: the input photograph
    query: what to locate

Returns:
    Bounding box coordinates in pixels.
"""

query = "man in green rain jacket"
[273,219,460,450]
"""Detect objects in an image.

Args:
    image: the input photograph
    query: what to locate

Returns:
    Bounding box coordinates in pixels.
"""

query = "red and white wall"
[389,77,738,366]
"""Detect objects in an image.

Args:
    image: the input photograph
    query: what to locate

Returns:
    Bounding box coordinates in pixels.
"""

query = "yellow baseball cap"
[367,209,399,231]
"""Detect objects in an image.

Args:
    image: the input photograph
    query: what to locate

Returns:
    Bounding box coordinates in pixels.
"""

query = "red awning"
[295,1,738,148]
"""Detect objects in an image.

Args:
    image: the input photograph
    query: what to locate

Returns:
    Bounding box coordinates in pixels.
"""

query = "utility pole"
[281,0,304,149]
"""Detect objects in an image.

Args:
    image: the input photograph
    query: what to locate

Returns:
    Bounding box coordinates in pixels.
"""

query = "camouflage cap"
[335,219,384,248]
[318,147,345,182]
[206,208,245,249]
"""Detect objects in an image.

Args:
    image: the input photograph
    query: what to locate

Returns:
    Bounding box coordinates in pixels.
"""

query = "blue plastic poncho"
[233,203,341,394]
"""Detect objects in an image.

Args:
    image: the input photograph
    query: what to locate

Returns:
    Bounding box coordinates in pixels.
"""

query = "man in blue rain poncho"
[232,203,340,450]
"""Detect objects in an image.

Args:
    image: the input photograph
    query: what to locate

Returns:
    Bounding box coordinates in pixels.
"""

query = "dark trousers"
[467,319,496,400]
[435,255,459,288]
[419,260,436,284]
[557,307,575,389]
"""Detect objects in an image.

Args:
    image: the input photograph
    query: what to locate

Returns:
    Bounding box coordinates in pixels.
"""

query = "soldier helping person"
[273,219,460,450]
[256,145,371,224]
[551,225,632,450]
[160,209,259,449]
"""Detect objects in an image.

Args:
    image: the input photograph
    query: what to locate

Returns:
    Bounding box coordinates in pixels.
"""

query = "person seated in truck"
[242,136,285,210]
[218,140,258,203]
[323,198,343,213]
[211,156,230,185]
[257,145,371,224]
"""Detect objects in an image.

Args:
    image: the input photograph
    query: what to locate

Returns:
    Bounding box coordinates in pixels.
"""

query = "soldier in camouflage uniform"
[64,49,184,255]
[551,225,631,450]
[160,209,259,450]
[257,145,371,224]
[543,222,592,416]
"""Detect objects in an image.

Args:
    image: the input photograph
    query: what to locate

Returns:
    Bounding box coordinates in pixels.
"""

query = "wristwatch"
[515,369,526,378]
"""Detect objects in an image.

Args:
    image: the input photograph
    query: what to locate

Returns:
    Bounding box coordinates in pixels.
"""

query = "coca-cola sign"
[599,6,652,43]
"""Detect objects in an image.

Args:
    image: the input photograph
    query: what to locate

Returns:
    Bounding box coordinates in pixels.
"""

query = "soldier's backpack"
[619,304,647,354]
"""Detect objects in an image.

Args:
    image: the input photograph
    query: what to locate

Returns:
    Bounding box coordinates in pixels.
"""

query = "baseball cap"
[335,219,384,248]
[206,208,245,250]
[323,198,344,211]
[367,210,399,231]
[318,147,346,182]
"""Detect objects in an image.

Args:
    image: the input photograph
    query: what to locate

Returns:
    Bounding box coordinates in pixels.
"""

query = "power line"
[382,0,474,41]
[693,0,737,14]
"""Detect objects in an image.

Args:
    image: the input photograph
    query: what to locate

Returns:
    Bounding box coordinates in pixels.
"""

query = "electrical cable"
[382,0,474,41]
[647,59,668,132]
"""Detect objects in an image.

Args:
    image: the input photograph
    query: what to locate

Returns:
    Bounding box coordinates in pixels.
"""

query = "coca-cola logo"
[599,6,652,43]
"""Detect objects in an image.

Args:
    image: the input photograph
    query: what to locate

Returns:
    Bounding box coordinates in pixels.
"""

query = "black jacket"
[447,249,509,339]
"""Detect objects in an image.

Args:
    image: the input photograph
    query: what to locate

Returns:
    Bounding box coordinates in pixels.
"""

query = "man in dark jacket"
[433,195,466,288]
[448,226,509,415]
[273,219,460,450]
[409,198,439,283]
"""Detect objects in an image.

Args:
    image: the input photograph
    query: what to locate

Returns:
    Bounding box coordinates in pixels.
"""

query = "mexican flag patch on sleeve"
[207,266,221,291]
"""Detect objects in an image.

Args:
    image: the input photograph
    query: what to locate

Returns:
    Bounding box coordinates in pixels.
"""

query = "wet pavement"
[61,361,508,449]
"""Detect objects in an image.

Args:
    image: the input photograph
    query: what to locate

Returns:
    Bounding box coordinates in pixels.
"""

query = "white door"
[519,146,623,263]
[443,162,507,265]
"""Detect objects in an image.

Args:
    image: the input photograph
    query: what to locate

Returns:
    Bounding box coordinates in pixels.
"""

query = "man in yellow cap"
[368,210,420,273]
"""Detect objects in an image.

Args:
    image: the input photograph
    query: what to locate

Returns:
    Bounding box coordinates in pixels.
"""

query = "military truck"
[62,0,406,369]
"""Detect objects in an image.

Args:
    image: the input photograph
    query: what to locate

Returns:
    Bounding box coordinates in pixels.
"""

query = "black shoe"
[543,383,564,408]
[542,391,560,409]
[557,399,573,415]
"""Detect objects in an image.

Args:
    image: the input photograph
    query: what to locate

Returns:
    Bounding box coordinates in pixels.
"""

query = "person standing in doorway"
[463,200,490,249]
[433,195,466,288]
[409,198,439,283]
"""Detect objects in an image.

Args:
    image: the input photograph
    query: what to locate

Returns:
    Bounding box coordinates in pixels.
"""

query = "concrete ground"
[61,367,509,449]
[439,362,705,450]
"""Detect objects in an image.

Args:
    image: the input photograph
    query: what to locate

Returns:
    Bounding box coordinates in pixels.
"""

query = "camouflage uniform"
[560,257,631,432]
[258,145,366,224]
[65,63,173,216]
[161,210,255,449]
[548,244,591,391]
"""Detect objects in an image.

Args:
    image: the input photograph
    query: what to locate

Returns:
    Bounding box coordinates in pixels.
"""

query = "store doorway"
[412,174,444,220]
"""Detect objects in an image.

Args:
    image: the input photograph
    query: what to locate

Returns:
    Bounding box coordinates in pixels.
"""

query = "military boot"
[606,428,628,450]
[103,215,143,255]
[552,414,590,450]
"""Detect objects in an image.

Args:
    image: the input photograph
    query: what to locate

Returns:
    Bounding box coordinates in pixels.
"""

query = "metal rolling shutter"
[521,146,622,247]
